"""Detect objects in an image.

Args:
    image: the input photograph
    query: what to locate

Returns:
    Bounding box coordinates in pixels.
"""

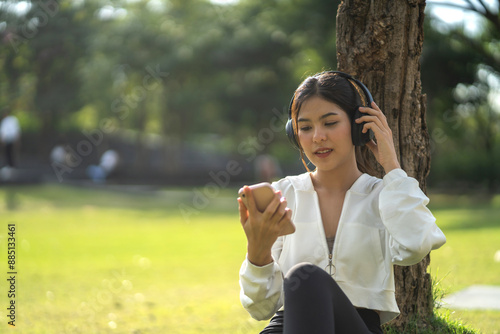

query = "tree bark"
[336,0,432,330]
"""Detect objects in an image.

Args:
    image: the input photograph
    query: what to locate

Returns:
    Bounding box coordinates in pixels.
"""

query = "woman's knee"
[284,262,327,293]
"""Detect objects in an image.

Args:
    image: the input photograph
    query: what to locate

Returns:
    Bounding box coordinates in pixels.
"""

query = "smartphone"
[238,182,295,236]
[238,182,275,212]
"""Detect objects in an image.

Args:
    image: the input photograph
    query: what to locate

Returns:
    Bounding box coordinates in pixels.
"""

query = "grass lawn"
[1,184,266,334]
[0,184,499,333]
[427,193,500,334]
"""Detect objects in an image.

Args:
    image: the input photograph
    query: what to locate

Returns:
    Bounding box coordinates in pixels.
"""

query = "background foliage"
[0,0,498,190]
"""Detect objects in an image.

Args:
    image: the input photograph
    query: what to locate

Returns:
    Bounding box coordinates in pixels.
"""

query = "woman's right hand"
[238,186,292,266]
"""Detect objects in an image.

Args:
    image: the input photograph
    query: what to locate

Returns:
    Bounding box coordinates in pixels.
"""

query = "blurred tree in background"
[1,1,97,152]
[0,0,498,190]
[423,0,500,192]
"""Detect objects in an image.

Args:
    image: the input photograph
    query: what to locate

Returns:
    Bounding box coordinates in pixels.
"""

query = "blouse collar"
[286,171,377,195]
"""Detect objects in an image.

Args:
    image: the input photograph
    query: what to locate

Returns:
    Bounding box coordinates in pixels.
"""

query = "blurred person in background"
[50,144,68,166]
[0,108,21,169]
[255,154,283,183]
[87,149,120,183]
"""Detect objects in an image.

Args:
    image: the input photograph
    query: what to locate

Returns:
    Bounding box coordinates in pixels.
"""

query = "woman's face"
[297,95,356,172]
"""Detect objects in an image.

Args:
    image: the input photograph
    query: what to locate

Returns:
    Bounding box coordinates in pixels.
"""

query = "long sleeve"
[239,178,295,320]
[379,169,446,266]
[239,239,284,320]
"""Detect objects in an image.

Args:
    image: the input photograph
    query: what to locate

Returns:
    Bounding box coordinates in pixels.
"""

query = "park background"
[0,0,499,333]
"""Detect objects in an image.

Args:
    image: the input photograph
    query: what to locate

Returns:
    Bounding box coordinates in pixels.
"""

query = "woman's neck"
[310,164,363,193]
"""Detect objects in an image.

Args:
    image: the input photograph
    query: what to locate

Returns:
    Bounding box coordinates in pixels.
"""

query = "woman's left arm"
[357,102,446,264]
[378,169,446,265]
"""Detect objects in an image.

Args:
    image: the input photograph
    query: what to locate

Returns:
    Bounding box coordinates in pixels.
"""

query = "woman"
[237,71,446,333]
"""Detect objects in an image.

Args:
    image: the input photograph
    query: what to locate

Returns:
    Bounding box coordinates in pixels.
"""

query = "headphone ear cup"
[286,119,300,149]
[352,106,375,146]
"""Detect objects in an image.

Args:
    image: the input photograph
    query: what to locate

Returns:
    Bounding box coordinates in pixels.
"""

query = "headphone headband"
[286,70,374,149]
[287,71,373,119]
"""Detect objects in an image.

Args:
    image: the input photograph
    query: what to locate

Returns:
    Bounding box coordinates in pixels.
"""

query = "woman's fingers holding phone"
[277,207,293,234]
[264,192,291,236]
[240,186,288,244]
[280,207,292,223]
[275,196,289,220]
[238,197,249,226]
[261,191,285,221]
[241,186,259,215]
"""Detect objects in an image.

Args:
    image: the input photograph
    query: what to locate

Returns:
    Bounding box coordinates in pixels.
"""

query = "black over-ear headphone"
[285,71,375,149]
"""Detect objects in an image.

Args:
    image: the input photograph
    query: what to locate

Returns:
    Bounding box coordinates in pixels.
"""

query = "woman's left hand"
[356,101,401,173]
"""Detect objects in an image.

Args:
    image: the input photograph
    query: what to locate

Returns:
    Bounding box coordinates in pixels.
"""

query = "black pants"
[260,263,383,334]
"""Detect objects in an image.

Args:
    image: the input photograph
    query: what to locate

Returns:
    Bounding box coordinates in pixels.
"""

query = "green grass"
[1,184,265,334]
[427,192,500,334]
[0,185,498,333]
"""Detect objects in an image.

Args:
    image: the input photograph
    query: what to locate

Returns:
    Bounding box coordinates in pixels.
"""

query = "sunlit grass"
[1,184,265,333]
[428,193,500,292]
[0,185,498,333]
[428,192,500,334]
[435,309,500,334]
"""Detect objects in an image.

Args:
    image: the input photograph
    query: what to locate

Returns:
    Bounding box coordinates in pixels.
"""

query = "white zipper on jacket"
[321,190,352,278]
[326,253,335,276]
[311,190,333,276]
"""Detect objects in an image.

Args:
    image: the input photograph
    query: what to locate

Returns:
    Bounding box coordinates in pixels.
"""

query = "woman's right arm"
[238,185,292,320]
[239,242,284,320]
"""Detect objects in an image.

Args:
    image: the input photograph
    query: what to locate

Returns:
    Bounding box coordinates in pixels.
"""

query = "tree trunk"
[336,0,433,330]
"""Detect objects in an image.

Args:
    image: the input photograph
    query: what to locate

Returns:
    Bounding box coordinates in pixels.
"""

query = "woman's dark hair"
[290,71,376,175]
